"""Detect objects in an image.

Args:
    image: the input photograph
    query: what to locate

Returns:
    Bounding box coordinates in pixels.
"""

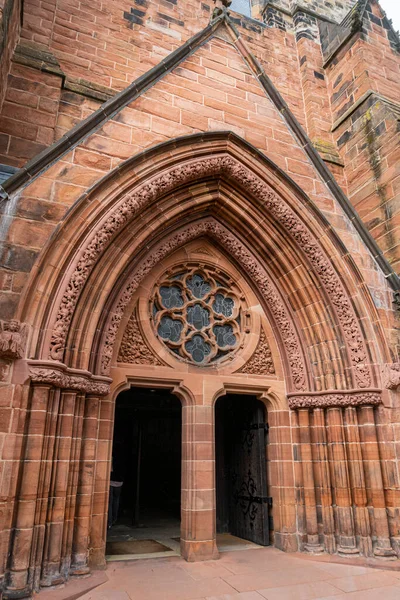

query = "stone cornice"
[287,389,382,409]
[28,361,111,396]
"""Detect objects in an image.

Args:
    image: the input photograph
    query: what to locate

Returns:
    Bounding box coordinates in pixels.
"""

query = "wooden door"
[216,395,270,546]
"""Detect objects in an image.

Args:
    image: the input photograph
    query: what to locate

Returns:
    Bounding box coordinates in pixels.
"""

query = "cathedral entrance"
[216,395,270,548]
[106,387,182,558]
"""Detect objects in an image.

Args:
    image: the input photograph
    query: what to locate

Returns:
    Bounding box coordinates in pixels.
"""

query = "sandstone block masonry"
[0,1,399,599]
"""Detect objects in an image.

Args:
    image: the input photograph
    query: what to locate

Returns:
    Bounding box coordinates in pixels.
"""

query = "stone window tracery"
[152,266,246,366]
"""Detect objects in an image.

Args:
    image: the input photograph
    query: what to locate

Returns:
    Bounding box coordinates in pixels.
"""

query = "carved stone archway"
[3,133,399,599]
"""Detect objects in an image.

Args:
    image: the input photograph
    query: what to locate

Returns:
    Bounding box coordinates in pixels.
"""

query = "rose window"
[152,267,244,365]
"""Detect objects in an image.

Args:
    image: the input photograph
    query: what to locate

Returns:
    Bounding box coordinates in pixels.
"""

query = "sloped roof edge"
[0,12,227,199]
[1,9,398,291]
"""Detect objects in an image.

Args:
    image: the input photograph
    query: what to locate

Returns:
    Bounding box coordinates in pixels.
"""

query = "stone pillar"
[71,395,101,575]
[311,409,335,553]
[40,390,78,587]
[59,393,85,577]
[291,410,306,546]
[298,409,324,553]
[181,401,219,562]
[271,409,298,552]
[326,408,359,556]
[358,406,396,559]
[343,407,372,556]
[89,395,113,569]
[5,383,53,597]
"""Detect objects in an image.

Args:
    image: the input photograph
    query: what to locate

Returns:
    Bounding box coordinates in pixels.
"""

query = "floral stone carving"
[288,391,381,409]
[238,330,275,375]
[118,312,163,365]
[29,364,110,395]
[49,155,371,389]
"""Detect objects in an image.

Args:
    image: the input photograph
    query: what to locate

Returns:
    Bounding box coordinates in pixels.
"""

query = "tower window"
[230,0,251,18]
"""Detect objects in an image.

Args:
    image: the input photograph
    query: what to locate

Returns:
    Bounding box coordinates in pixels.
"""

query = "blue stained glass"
[159,285,184,309]
[185,335,211,363]
[158,316,183,342]
[213,324,236,348]
[213,293,235,317]
[187,273,211,299]
[187,304,210,330]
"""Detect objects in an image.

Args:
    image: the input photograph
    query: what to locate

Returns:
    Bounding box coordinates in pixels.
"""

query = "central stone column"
[180,379,220,562]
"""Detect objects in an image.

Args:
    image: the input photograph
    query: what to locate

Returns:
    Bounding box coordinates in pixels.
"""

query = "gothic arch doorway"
[7,133,395,598]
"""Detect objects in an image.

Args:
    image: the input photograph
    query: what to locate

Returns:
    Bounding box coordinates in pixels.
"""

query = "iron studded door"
[229,397,269,545]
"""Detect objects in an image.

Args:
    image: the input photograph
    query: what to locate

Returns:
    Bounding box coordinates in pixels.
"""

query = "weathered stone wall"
[0,0,22,113]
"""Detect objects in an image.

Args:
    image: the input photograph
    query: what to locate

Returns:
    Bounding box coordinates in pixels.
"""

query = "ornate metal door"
[216,395,270,546]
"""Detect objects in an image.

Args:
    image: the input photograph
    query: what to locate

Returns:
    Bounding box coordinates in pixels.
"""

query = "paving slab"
[44,547,400,600]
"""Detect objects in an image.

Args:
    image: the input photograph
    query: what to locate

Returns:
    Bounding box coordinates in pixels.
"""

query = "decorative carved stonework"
[238,330,275,375]
[29,362,111,396]
[213,0,232,18]
[288,391,381,409]
[118,313,163,365]
[48,155,372,390]
[192,246,216,256]
[382,363,400,390]
[0,320,28,359]
[152,265,245,366]
[100,220,306,390]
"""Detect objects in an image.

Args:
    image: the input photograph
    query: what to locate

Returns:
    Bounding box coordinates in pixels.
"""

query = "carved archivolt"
[118,312,163,366]
[0,320,28,360]
[100,221,307,390]
[238,330,275,375]
[48,155,371,389]
[288,391,381,409]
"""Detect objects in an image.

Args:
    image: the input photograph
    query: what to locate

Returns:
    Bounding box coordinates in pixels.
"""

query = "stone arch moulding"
[18,132,390,406]
[98,219,308,392]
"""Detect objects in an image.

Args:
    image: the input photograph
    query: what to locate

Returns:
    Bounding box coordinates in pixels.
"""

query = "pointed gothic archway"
[5,132,398,598]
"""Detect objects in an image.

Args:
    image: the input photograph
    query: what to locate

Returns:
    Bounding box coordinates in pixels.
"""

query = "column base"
[374,546,397,560]
[337,546,360,557]
[304,543,324,554]
[180,539,219,562]
[3,587,33,599]
[70,566,91,577]
[390,536,400,558]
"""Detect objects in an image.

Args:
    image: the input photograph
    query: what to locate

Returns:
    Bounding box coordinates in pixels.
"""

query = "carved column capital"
[287,390,382,409]
[0,320,28,360]
[28,361,111,396]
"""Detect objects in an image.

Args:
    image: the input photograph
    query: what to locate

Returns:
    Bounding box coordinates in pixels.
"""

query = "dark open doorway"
[107,387,182,558]
[215,394,270,548]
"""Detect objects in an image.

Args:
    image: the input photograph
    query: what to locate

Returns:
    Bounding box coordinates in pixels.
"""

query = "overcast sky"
[379,0,400,31]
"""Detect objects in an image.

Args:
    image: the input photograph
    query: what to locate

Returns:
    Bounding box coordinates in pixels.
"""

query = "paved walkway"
[70,547,400,600]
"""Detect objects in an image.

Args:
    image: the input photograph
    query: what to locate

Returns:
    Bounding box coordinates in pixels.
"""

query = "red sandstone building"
[0,0,400,597]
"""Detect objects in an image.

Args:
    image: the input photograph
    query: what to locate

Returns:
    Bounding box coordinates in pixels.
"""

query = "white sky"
[379,0,400,31]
